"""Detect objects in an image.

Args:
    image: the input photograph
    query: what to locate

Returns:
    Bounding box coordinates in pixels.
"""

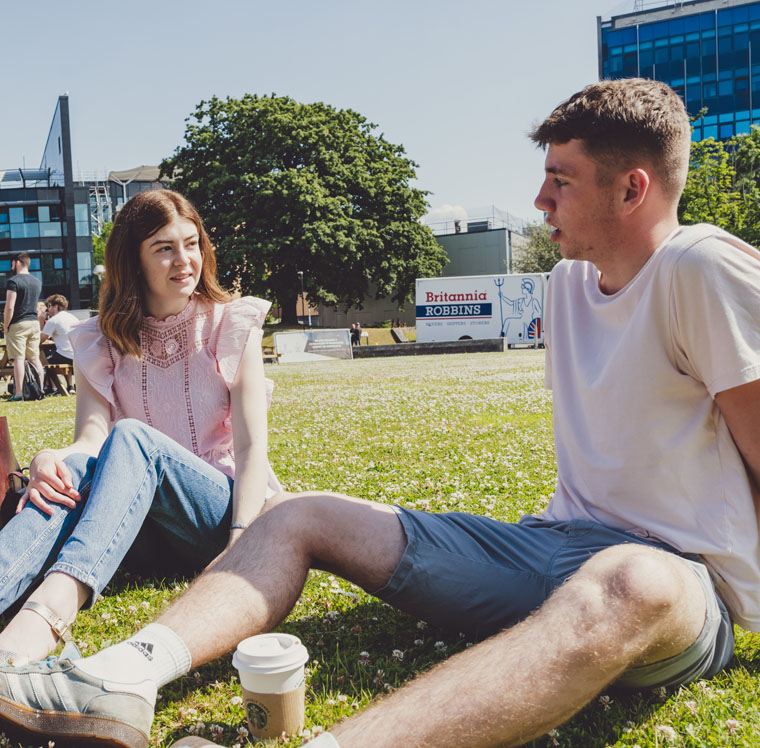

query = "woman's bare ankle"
[0,573,89,661]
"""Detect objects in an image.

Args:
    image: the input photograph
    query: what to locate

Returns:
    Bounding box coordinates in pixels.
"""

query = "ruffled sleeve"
[68,316,119,409]
[213,296,272,390]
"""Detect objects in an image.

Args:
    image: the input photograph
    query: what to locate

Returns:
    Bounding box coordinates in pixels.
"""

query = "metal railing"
[423,205,529,237]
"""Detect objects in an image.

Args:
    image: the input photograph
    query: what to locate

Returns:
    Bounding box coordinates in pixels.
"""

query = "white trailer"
[415,273,546,346]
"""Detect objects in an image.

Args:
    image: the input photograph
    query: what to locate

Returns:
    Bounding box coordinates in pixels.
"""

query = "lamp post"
[297,271,305,326]
[297,270,312,328]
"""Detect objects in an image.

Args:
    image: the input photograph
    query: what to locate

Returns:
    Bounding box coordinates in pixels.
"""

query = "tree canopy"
[91,221,112,268]
[161,95,446,322]
[513,223,562,274]
[678,125,760,247]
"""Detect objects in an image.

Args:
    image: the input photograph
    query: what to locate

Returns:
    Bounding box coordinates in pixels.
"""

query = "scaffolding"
[88,182,112,236]
[632,0,684,11]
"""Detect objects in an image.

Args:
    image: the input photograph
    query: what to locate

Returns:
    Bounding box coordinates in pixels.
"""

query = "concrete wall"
[436,228,509,276]
[317,295,415,328]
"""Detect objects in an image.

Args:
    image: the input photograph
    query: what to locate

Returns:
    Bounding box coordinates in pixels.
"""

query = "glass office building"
[1,95,94,308]
[598,0,760,141]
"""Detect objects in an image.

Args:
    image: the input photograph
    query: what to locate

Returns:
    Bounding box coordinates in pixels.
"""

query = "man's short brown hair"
[11,252,30,269]
[530,79,691,201]
[46,294,68,310]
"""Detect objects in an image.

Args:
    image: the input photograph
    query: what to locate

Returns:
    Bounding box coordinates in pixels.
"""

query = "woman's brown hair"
[98,190,230,357]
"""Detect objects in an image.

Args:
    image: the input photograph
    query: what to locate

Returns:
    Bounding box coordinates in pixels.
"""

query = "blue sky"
[0,0,635,226]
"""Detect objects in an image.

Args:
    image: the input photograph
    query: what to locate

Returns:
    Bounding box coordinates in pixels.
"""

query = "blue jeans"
[0,419,233,611]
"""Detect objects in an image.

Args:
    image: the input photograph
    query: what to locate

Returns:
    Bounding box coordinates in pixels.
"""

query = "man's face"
[46,303,59,317]
[534,139,618,264]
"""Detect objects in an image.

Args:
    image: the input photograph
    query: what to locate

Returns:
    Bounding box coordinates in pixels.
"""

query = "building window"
[74,203,90,237]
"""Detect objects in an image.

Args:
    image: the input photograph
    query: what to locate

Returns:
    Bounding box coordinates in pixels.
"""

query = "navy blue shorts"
[372,509,733,689]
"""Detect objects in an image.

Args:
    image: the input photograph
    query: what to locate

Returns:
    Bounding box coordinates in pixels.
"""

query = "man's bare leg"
[158,492,406,663]
[329,544,706,748]
[155,495,706,747]
[11,357,24,397]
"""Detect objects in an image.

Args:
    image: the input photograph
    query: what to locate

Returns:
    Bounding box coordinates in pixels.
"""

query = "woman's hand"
[18,450,81,516]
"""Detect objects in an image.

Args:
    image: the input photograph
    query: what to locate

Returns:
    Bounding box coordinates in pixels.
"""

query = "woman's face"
[138,213,203,319]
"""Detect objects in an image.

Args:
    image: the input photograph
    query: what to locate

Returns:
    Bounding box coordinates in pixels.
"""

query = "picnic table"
[0,340,73,396]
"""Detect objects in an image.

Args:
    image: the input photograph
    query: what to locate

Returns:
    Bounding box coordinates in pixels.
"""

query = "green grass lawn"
[0,351,758,747]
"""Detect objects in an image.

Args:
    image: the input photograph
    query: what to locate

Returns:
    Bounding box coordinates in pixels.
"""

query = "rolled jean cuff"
[44,562,99,608]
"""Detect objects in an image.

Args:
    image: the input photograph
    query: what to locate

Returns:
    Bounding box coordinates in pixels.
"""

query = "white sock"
[75,623,192,688]
[308,733,340,748]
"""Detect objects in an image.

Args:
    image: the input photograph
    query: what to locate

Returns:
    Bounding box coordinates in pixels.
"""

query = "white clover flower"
[230,695,243,706]
[391,649,404,661]
[654,725,677,741]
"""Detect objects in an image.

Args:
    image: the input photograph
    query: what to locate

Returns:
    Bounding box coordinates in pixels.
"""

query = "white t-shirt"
[543,223,760,631]
[42,310,78,359]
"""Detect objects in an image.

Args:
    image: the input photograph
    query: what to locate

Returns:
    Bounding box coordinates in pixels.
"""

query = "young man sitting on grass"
[0,78,758,748]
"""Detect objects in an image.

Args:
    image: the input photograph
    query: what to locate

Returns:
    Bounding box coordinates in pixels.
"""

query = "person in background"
[40,294,78,393]
[36,301,47,330]
[3,252,44,402]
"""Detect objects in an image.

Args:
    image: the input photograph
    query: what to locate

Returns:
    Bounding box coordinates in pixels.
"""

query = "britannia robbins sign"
[415,273,546,345]
[416,290,493,319]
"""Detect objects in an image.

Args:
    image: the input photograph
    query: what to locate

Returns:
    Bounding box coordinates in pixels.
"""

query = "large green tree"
[513,223,562,274]
[678,137,747,234]
[161,95,446,322]
[729,125,760,246]
[91,221,112,268]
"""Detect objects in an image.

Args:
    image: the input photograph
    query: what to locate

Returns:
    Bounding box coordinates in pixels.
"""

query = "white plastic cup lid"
[232,633,309,675]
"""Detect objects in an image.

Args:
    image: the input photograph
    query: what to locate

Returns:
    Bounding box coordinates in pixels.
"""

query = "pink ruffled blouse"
[68,295,281,493]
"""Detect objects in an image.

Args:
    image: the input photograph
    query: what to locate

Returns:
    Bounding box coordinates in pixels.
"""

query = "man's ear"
[620,168,650,214]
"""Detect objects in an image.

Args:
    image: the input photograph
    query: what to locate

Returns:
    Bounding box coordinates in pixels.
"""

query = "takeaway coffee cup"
[167,738,223,747]
[232,633,309,740]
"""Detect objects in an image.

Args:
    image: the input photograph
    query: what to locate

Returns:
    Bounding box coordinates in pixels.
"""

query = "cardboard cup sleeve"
[242,682,306,739]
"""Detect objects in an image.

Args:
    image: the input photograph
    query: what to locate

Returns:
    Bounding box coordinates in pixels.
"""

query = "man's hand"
[19,450,81,516]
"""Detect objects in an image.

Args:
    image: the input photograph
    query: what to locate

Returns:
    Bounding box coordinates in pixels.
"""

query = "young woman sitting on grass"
[0,189,281,664]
